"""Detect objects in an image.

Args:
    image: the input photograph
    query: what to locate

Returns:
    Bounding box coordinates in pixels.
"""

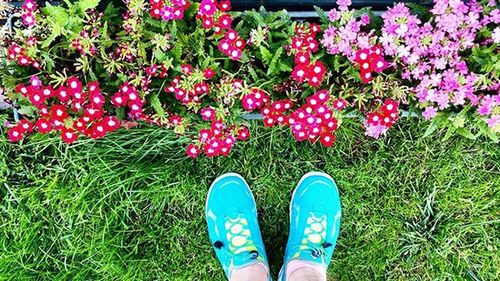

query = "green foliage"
[41,3,69,27]
[77,0,100,11]
[0,121,498,279]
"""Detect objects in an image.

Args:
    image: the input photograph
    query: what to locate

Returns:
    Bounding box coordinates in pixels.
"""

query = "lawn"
[0,119,498,280]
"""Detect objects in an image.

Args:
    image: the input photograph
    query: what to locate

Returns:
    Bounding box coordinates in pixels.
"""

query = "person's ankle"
[286,259,326,281]
[229,261,268,281]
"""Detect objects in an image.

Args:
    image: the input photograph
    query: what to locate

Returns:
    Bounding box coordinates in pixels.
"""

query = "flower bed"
[1,0,498,157]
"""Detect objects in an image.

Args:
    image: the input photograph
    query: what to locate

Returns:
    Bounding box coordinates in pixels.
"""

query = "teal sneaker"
[205,173,270,280]
[278,172,342,281]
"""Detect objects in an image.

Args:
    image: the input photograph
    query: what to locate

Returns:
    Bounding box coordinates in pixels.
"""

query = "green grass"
[1,119,499,280]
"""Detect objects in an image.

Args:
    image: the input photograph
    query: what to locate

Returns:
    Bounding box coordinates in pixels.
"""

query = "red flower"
[360,71,373,84]
[241,93,257,112]
[18,119,33,133]
[236,126,250,140]
[218,39,231,54]
[203,67,216,79]
[168,115,181,126]
[218,14,232,29]
[225,30,238,41]
[186,143,201,158]
[15,84,29,96]
[355,49,370,64]
[41,86,54,98]
[201,16,214,28]
[294,51,310,65]
[73,118,87,133]
[320,133,335,147]
[84,106,104,120]
[28,91,44,107]
[333,98,347,110]
[56,86,70,102]
[35,118,53,133]
[380,115,394,127]
[51,104,68,120]
[307,75,322,87]
[103,116,121,132]
[67,77,82,92]
[234,37,246,49]
[228,47,242,60]
[310,23,321,34]
[181,64,193,75]
[199,128,212,142]
[61,127,79,144]
[292,64,308,82]
[359,61,372,72]
[129,100,144,117]
[90,92,105,107]
[371,57,387,73]
[381,99,399,115]
[8,125,24,142]
[91,121,107,139]
[219,0,231,11]
[52,119,64,131]
[200,107,216,121]
[88,81,101,93]
[367,112,382,125]
[111,92,127,107]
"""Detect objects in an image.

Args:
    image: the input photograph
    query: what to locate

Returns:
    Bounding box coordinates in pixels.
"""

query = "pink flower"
[200,107,216,121]
[486,115,500,130]
[21,12,35,27]
[337,0,351,10]
[333,98,347,110]
[422,106,438,120]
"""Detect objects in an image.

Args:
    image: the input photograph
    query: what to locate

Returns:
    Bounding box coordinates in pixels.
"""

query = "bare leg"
[229,262,268,281]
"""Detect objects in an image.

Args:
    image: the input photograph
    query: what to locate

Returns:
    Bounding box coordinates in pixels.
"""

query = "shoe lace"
[212,213,260,264]
[292,212,333,261]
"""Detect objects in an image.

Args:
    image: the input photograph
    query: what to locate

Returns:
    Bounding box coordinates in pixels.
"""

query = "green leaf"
[41,3,69,27]
[456,127,476,140]
[278,62,292,72]
[259,45,273,65]
[115,107,125,120]
[314,6,329,24]
[477,120,499,143]
[17,105,38,116]
[78,0,100,11]
[149,93,165,117]
[267,47,283,76]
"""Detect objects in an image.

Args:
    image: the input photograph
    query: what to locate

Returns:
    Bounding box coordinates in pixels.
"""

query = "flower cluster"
[165,64,212,106]
[289,24,326,87]
[110,81,145,118]
[186,121,250,158]
[287,90,339,146]
[241,88,270,112]
[149,0,191,21]
[7,43,40,69]
[380,1,498,124]
[321,3,375,62]
[197,0,245,60]
[364,99,399,139]
[3,0,499,157]
[354,46,387,83]
[9,77,122,143]
[21,0,37,27]
[260,99,294,127]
